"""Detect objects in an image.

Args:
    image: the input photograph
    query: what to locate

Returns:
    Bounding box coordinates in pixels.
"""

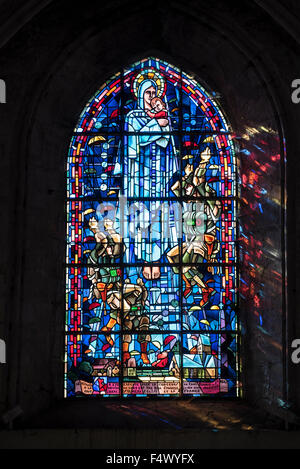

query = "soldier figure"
[167,148,221,307]
[87,217,150,364]
[104,277,150,365]
[87,217,124,309]
[87,217,123,344]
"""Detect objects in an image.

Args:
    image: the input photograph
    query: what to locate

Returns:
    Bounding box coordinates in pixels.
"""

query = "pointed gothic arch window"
[65,57,240,398]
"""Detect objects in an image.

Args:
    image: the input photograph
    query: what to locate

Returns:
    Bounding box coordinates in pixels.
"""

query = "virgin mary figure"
[113,69,179,262]
[123,70,179,199]
[115,70,180,268]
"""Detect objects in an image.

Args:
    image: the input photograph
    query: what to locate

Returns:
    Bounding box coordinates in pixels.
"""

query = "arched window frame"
[65,57,240,399]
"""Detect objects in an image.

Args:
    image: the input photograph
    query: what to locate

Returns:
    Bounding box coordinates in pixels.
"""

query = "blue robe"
[119,79,179,262]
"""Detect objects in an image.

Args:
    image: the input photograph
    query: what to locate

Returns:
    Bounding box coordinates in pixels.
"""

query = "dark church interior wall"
[0,0,300,445]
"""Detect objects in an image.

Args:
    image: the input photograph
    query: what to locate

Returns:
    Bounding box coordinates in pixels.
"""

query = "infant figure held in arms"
[146,97,169,128]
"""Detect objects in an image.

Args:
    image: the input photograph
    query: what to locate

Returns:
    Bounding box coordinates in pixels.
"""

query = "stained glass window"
[65,57,240,398]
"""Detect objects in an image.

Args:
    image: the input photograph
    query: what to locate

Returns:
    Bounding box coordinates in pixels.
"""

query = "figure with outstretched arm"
[87,216,124,324]
[167,147,221,307]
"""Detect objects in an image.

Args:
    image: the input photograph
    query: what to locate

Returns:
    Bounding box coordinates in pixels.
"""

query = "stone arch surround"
[0,1,298,438]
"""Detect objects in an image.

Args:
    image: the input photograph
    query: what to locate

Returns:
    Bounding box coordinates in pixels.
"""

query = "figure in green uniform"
[88,217,150,364]
[167,148,221,307]
[87,217,124,311]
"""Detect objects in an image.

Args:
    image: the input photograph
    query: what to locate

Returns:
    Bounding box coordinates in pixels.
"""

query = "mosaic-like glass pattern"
[65,57,240,397]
